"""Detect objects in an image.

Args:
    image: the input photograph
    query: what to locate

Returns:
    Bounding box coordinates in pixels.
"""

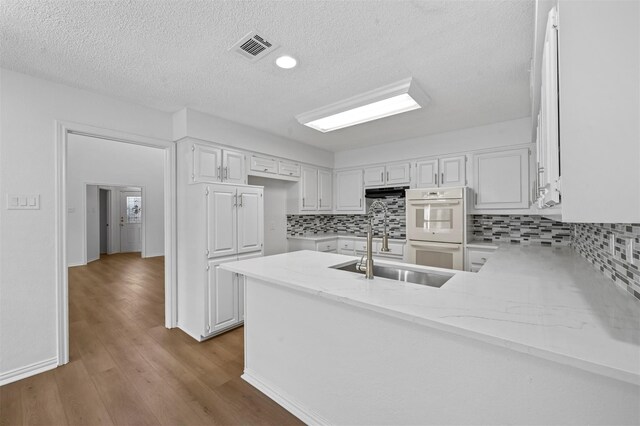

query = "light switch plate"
[7,194,40,210]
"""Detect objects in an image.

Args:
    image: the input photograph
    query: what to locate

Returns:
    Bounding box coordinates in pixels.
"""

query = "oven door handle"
[409,242,461,251]
[409,200,460,206]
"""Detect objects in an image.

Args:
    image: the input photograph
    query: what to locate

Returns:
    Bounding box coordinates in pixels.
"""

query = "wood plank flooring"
[0,253,302,426]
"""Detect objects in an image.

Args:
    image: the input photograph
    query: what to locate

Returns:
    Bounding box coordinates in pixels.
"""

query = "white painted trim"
[0,357,58,386]
[242,369,331,426]
[56,120,177,369]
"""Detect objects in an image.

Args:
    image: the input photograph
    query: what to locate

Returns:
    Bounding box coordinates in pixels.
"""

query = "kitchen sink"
[330,261,454,288]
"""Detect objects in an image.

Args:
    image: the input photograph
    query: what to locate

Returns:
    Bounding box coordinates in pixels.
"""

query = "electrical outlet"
[609,233,616,257]
[626,238,636,265]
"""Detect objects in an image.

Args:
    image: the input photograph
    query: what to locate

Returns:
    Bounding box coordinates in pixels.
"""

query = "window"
[126,196,142,223]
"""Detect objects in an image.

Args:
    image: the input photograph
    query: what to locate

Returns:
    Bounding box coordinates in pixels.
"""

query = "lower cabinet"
[205,252,261,337]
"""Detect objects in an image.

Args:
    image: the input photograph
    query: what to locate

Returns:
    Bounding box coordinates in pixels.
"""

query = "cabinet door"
[300,166,319,211]
[335,170,364,211]
[250,155,278,174]
[439,156,466,187]
[415,159,439,188]
[473,148,530,209]
[223,149,246,184]
[386,163,411,185]
[206,185,237,258]
[318,169,333,211]
[237,187,263,254]
[364,166,385,187]
[207,258,239,333]
[278,160,301,177]
[193,144,222,183]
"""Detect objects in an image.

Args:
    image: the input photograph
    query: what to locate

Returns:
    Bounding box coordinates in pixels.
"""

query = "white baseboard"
[242,369,330,426]
[143,252,165,258]
[87,256,99,263]
[67,261,85,267]
[0,357,58,386]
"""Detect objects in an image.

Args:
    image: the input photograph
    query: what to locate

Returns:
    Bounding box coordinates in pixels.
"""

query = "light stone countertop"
[222,245,640,385]
[287,233,406,242]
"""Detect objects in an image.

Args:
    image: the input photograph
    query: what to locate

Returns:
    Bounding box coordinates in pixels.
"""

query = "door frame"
[83,184,145,263]
[55,120,177,366]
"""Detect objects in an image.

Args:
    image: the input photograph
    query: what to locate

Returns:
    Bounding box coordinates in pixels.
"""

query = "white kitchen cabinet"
[386,163,411,185]
[191,142,247,185]
[236,187,264,254]
[415,156,465,188]
[177,178,264,341]
[439,155,466,187]
[415,159,438,188]
[318,169,333,211]
[316,239,338,253]
[364,166,386,187]
[278,160,301,178]
[193,144,222,182]
[250,155,278,174]
[364,163,410,187]
[335,169,364,212]
[473,148,530,210]
[207,257,239,333]
[206,185,238,258]
[300,166,319,211]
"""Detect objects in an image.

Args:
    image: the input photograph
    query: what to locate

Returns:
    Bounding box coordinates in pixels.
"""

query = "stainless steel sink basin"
[330,261,453,288]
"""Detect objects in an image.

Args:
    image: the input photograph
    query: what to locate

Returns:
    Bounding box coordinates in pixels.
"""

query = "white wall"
[86,185,100,263]
[174,108,334,169]
[334,117,531,169]
[67,134,165,265]
[248,176,290,256]
[0,68,171,382]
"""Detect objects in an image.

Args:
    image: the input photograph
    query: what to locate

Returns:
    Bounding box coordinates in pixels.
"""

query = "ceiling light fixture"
[276,55,297,69]
[296,77,430,133]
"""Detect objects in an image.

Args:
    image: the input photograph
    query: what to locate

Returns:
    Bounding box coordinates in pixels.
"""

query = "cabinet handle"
[217,166,221,179]
[302,197,305,207]
[475,193,478,205]
[264,168,268,172]
[380,171,383,181]
[319,198,322,207]
[224,167,228,180]
[386,171,389,181]
[435,173,438,185]
[441,172,444,185]
[359,198,362,207]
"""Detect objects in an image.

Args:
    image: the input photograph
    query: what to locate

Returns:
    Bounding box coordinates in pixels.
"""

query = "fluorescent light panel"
[296,78,429,133]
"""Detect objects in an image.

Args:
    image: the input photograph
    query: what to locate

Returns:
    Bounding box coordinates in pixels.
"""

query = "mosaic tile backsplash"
[471,214,572,246]
[287,196,406,238]
[572,223,640,299]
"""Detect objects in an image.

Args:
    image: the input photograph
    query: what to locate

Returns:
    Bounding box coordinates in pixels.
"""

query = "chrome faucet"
[357,199,390,279]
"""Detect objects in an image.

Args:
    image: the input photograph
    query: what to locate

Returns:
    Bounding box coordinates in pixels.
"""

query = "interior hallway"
[0,253,301,425]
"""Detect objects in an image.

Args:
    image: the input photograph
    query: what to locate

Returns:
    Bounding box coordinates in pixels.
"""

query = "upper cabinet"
[248,155,301,181]
[287,166,333,214]
[363,163,410,187]
[531,1,640,222]
[335,169,364,213]
[473,148,530,210]
[318,169,333,211]
[415,155,466,188]
[191,142,247,185]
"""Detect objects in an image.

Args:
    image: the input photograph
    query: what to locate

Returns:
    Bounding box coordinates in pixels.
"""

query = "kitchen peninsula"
[222,246,640,425]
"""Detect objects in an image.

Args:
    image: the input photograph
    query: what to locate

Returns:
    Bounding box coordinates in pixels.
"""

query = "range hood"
[364,186,409,199]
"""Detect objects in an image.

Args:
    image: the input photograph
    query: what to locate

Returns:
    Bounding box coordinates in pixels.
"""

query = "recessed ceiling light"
[295,78,430,132]
[276,55,297,69]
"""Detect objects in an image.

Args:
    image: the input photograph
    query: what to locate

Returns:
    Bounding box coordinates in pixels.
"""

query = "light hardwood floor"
[0,253,302,425]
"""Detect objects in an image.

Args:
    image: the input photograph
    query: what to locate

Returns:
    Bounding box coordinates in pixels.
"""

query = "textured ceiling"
[0,0,534,151]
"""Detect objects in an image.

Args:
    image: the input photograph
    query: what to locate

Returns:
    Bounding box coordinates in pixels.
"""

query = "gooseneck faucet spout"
[357,199,390,279]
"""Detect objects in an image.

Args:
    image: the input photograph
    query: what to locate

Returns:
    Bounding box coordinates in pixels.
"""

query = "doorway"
[56,121,177,366]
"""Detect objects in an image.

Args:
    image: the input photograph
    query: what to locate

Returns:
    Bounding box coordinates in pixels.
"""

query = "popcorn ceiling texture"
[0,0,534,151]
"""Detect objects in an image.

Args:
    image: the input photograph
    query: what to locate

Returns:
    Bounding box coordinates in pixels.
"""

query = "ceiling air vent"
[230,31,278,62]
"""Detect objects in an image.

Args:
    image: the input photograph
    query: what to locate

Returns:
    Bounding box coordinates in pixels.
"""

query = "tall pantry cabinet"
[177,139,264,341]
